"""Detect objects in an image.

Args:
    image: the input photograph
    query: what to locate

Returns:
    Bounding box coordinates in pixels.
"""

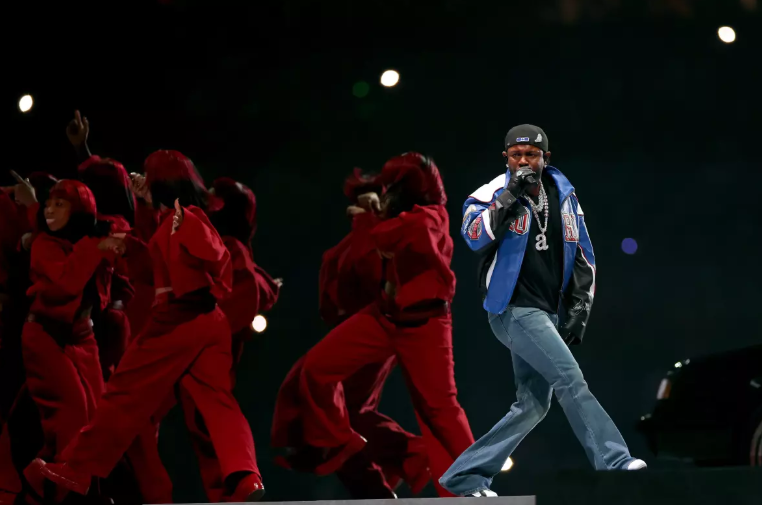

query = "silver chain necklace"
[525,183,549,251]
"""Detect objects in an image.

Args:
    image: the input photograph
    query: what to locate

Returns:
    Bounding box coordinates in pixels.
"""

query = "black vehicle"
[638,344,762,467]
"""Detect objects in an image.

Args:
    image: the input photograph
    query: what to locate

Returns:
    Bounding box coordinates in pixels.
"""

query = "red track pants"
[22,320,103,462]
[299,303,474,485]
[176,329,249,502]
[58,307,259,486]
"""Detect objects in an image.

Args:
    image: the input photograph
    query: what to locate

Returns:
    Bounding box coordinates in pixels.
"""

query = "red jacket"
[319,212,383,326]
[148,206,232,306]
[120,228,155,335]
[218,236,279,334]
[371,204,456,309]
[26,233,117,323]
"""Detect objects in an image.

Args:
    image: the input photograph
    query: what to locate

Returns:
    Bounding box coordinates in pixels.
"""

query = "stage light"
[718,26,736,43]
[380,70,400,87]
[621,238,638,255]
[19,95,33,113]
[501,457,514,472]
[251,315,267,333]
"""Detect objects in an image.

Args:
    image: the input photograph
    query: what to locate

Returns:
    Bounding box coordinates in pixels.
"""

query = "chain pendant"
[535,233,549,251]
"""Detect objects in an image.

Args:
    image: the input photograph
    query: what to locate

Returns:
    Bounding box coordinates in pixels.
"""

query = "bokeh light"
[251,314,267,333]
[352,81,370,98]
[19,95,33,113]
[380,70,400,87]
[718,26,736,43]
[621,238,638,255]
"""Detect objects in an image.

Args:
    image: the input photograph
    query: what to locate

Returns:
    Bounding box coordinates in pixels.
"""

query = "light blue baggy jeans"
[439,306,637,496]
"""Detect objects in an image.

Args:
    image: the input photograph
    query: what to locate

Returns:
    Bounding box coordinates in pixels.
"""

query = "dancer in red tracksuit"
[271,169,434,498]
[296,153,475,486]
[65,110,157,339]
[175,176,281,502]
[0,173,57,505]
[76,155,137,382]
[208,177,281,378]
[0,172,58,425]
[20,180,125,504]
[25,150,264,503]
[75,150,174,503]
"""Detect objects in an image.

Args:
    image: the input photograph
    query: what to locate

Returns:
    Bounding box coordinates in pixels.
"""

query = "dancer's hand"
[129,172,152,204]
[274,278,284,288]
[357,192,381,213]
[98,237,126,255]
[66,110,90,148]
[346,205,366,217]
[21,232,33,251]
[10,170,37,207]
[171,199,183,234]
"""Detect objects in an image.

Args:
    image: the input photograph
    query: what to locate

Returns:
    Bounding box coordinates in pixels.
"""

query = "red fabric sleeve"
[171,206,232,300]
[23,203,39,234]
[173,207,228,262]
[218,237,259,334]
[370,205,455,308]
[110,272,135,306]
[331,213,384,317]
[27,235,107,296]
[252,262,280,313]
[370,205,444,257]
[122,234,154,286]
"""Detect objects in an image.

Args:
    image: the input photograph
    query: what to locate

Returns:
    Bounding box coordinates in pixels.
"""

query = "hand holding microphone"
[505,167,539,198]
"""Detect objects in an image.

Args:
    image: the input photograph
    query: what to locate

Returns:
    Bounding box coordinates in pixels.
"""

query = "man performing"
[296,153,475,488]
[438,125,645,498]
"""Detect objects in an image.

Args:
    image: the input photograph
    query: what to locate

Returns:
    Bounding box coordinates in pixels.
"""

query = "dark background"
[3,0,761,501]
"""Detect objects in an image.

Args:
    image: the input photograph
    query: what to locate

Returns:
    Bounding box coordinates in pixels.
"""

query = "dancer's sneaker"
[223,472,265,502]
[626,459,647,470]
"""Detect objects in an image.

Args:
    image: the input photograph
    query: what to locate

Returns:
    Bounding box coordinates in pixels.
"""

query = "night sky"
[4,0,761,501]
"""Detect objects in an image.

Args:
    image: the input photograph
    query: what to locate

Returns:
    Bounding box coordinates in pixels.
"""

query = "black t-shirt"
[510,172,564,314]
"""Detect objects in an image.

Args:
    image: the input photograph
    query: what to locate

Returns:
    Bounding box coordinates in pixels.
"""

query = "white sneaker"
[471,490,498,497]
[626,459,647,470]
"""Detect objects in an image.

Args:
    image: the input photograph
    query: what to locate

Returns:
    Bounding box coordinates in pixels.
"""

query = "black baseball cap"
[504,124,549,153]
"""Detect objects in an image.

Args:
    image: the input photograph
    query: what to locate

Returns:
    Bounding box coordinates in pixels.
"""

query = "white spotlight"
[251,314,267,333]
[380,70,400,87]
[501,457,514,472]
[718,26,736,43]
[19,95,33,113]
